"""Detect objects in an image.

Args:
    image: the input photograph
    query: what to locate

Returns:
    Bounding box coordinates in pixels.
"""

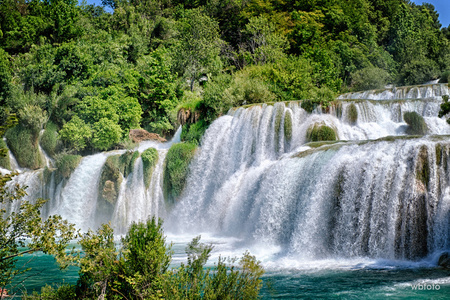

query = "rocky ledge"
[129,129,167,143]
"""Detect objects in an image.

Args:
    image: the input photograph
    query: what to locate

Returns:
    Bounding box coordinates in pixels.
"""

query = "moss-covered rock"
[404,111,428,135]
[141,148,159,189]
[102,180,117,205]
[0,138,11,170]
[163,142,197,205]
[54,154,82,179]
[416,146,430,190]
[306,123,337,142]
[5,124,44,169]
[118,150,139,178]
[347,103,358,124]
[274,104,285,152]
[284,109,293,142]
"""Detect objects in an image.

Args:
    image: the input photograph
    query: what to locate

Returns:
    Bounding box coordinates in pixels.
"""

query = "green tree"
[75,218,264,300]
[172,8,223,91]
[59,115,92,152]
[92,118,123,151]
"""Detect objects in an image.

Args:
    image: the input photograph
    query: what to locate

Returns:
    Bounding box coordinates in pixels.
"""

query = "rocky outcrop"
[177,108,200,125]
[129,129,166,143]
[438,252,450,268]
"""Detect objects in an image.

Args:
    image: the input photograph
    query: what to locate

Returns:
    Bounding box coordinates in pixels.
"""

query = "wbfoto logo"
[411,283,441,290]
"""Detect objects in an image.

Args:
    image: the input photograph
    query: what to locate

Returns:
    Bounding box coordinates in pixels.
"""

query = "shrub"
[75,218,264,300]
[351,66,390,91]
[0,139,11,170]
[163,142,197,204]
[439,70,450,83]
[141,148,158,189]
[301,87,336,113]
[59,116,92,152]
[92,118,123,151]
[5,124,44,169]
[54,154,82,179]
[40,122,62,158]
[306,123,337,142]
[404,111,428,135]
[181,119,208,145]
[439,95,450,124]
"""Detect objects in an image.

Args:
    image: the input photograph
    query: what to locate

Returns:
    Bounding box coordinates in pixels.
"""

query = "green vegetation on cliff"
[307,123,337,142]
[0,0,447,156]
[163,142,197,204]
[141,148,159,189]
[404,111,428,135]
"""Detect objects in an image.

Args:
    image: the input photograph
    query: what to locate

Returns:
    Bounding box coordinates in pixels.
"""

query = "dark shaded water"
[10,251,450,299]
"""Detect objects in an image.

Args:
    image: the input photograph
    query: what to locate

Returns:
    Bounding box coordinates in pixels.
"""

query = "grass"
[5,124,44,169]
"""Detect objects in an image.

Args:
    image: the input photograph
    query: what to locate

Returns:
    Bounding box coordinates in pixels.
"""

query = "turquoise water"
[10,251,450,299]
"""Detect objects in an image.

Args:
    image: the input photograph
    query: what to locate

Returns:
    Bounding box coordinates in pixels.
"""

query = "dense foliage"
[0,0,448,155]
[23,218,264,300]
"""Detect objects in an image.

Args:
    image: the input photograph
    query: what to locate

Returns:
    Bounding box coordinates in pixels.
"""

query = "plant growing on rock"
[306,123,337,142]
[404,111,428,135]
[141,148,158,189]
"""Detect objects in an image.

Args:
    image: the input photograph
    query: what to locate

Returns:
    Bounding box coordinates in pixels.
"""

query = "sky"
[80,0,450,28]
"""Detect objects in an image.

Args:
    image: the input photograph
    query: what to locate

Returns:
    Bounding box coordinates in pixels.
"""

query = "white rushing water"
[168,84,450,261]
[3,84,450,263]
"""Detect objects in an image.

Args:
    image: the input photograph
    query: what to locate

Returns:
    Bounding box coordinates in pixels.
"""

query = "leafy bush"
[23,284,77,300]
[351,66,390,91]
[223,73,276,106]
[92,118,123,151]
[163,142,197,204]
[181,119,208,145]
[40,121,62,158]
[75,218,264,300]
[439,70,450,83]
[54,154,82,179]
[59,116,92,152]
[5,124,44,169]
[399,59,440,86]
[306,123,337,142]
[404,111,428,135]
[141,148,158,189]
[301,87,336,113]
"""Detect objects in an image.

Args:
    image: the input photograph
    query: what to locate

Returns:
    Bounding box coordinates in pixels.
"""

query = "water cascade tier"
[168,83,450,261]
[2,83,449,261]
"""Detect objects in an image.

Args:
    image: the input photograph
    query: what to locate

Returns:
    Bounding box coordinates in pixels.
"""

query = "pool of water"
[8,235,450,299]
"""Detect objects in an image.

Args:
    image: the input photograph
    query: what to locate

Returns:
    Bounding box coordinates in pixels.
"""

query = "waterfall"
[111,151,168,234]
[169,84,450,261]
[2,83,449,262]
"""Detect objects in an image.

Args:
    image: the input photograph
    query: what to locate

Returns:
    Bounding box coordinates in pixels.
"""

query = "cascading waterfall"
[2,127,182,233]
[2,83,449,263]
[169,83,450,261]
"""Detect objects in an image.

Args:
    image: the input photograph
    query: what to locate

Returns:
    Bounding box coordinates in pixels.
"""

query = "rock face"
[177,108,200,125]
[438,252,450,268]
[129,129,166,143]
